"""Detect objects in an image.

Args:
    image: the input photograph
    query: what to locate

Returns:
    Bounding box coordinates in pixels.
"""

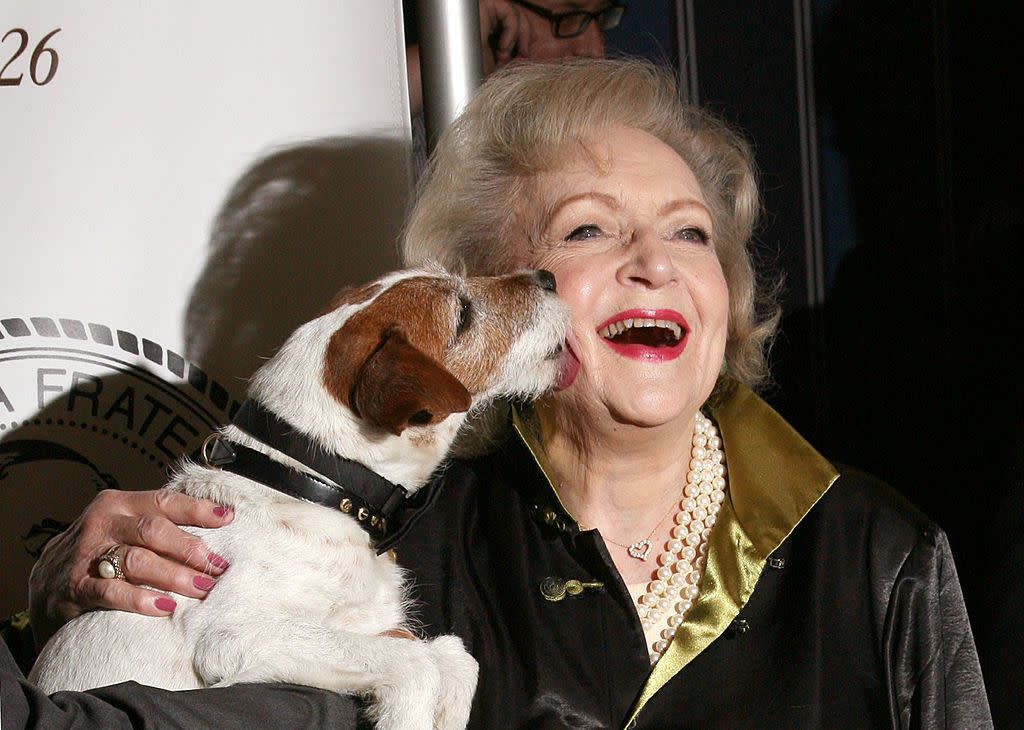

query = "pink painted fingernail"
[208,552,230,570]
[155,597,177,613]
[193,575,216,591]
[213,505,232,518]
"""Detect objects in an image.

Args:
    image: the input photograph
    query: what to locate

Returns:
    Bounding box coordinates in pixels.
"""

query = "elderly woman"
[12,60,990,728]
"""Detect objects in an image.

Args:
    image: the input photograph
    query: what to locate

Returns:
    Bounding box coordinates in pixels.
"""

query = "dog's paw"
[428,635,478,730]
[366,641,442,730]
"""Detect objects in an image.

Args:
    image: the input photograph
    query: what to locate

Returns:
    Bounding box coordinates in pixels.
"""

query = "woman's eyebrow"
[659,198,712,218]
[542,191,619,228]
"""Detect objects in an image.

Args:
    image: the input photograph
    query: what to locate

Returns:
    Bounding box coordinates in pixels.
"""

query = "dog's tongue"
[555,333,581,390]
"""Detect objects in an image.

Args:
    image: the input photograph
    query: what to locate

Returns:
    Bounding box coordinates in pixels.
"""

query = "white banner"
[1,1,412,616]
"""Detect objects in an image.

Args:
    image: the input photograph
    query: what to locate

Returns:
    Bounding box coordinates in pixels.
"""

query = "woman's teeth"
[599,318,683,341]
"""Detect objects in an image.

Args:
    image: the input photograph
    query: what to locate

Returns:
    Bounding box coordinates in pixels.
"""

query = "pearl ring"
[97,545,125,581]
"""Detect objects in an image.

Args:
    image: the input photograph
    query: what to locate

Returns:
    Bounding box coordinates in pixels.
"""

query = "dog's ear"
[349,328,471,436]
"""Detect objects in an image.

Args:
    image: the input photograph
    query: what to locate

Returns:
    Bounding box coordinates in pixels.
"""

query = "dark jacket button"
[730,619,750,634]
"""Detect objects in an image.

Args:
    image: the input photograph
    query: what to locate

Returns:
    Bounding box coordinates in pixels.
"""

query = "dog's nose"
[534,270,557,292]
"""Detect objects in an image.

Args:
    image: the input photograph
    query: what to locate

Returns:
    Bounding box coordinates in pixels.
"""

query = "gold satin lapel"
[624,384,839,727]
[511,407,581,529]
[628,496,760,719]
[714,384,840,558]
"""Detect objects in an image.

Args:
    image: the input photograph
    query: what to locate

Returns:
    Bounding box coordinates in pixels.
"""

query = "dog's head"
[247,266,568,486]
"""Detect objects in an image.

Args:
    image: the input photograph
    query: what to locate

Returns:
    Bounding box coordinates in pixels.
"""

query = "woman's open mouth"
[596,309,689,362]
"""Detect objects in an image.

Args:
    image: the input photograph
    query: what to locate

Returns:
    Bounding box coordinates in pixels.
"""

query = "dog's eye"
[456,296,473,336]
[408,409,433,426]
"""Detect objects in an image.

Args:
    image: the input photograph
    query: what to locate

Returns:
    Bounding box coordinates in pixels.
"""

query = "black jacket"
[3,385,992,728]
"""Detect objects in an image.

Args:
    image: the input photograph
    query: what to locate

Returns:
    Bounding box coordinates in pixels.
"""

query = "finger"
[112,513,230,576]
[91,488,232,528]
[79,576,179,617]
[495,9,519,65]
[515,11,532,60]
[136,489,234,529]
[117,544,221,599]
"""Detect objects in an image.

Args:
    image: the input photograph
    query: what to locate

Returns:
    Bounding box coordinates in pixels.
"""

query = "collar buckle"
[200,433,236,469]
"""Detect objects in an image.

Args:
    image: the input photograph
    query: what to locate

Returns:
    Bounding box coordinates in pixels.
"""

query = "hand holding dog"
[28,268,570,727]
[28,488,233,647]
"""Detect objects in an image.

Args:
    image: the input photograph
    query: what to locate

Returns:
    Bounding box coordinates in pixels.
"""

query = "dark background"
[609,1,1022,725]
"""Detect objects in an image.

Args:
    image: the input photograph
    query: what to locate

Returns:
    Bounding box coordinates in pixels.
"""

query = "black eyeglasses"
[510,1,626,39]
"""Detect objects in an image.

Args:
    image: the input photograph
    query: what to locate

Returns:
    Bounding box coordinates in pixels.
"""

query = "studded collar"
[201,399,411,544]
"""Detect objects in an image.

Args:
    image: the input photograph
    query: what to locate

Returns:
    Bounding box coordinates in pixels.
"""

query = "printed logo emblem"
[0,316,241,616]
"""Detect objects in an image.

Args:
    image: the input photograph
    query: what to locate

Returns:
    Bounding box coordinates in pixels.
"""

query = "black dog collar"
[200,400,409,542]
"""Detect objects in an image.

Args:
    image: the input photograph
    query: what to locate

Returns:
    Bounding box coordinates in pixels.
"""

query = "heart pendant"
[627,539,652,560]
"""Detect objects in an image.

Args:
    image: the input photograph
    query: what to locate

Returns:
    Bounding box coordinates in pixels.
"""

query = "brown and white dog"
[29,266,570,729]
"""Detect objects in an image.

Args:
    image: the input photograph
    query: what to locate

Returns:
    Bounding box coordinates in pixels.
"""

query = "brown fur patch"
[445,273,541,391]
[350,328,471,435]
[322,272,549,433]
[323,277,470,434]
[381,628,416,640]
[320,282,383,315]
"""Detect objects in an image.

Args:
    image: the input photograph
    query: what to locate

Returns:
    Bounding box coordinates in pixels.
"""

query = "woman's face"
[517,126,729,429]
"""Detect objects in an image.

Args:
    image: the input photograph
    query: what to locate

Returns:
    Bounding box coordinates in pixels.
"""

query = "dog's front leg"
[194,622,476,730]
[426,634,479,729]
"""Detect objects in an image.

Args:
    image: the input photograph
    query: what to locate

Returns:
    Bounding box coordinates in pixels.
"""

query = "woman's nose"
[618,233,677,289]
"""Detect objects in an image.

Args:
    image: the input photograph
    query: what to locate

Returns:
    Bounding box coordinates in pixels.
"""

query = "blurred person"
[406,0,623,114]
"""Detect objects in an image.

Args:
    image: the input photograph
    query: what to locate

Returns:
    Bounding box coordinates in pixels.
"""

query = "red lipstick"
[596,309,689,362]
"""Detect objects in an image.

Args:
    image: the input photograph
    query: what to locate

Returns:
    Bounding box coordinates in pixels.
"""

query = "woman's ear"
[348,328,471,436]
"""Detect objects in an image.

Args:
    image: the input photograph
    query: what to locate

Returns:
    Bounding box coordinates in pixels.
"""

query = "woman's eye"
[565,224,603,242]
[673,226,710,244]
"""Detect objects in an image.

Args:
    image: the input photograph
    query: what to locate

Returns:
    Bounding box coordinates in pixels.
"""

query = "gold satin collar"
[511,383,839,728]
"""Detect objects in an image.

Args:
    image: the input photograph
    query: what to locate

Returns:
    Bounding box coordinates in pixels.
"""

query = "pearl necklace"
[635,411,727,666]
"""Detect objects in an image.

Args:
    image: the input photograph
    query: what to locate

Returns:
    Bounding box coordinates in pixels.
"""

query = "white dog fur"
[29,266,570,729]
